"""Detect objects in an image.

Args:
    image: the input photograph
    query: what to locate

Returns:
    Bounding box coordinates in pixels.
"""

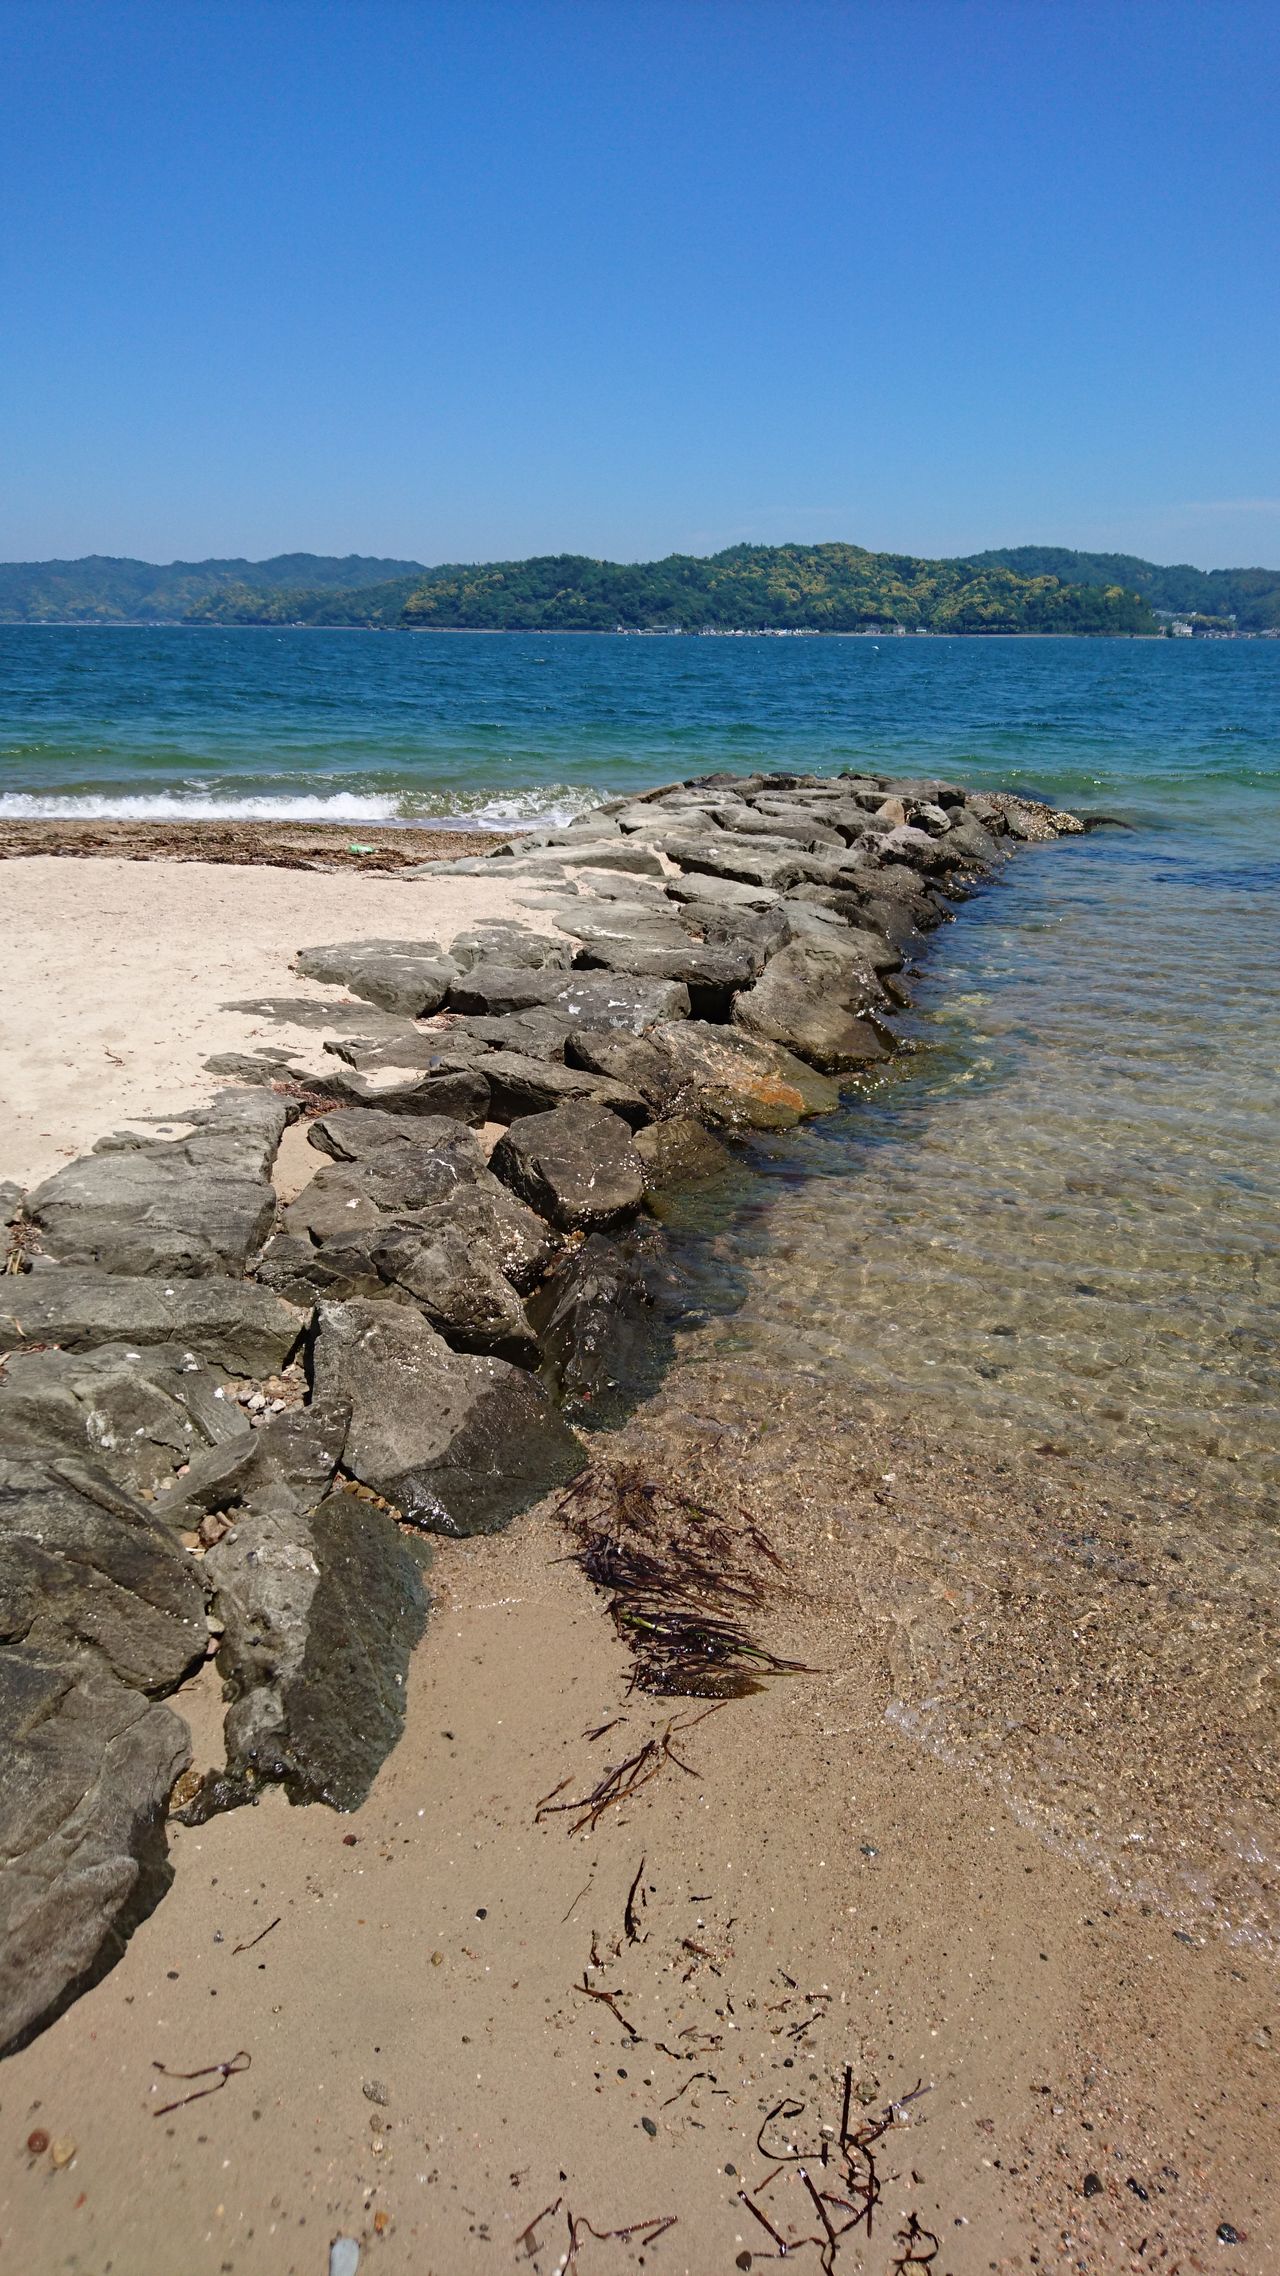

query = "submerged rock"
[634,1116,733,1200]
[531,1229,674,1427]
[312,1299,585,1535]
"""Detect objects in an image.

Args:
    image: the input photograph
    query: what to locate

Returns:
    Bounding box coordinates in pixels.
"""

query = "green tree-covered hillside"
[968,547,1280,630]
[399,544,1154,634]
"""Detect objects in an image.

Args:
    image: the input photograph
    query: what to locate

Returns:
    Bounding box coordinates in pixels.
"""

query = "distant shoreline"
[0,621,1182,638]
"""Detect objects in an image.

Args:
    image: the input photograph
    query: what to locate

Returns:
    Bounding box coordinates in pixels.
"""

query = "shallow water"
[687,823,1279,1504]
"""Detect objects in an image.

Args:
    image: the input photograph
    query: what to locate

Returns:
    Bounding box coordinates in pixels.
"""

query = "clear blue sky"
[2,0,1277,570]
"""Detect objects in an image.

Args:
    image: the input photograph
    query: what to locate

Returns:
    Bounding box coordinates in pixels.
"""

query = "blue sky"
[2,0,1277,570]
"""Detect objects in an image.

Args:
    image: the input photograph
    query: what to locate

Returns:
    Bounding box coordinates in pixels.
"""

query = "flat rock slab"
[0,1341,249,1496]
[0,1646,191,2056]
[321,1065,491,1124]
[205,1487,427,1812]
[312,1300,585,1536]
[491,1104,645,1232]
[0,1455,207,1693]
[295,941,457,1017]
[446,963,582,1016]
[664,839,805,891]
[25,1091,289,1279]
[0,1272,305,1377]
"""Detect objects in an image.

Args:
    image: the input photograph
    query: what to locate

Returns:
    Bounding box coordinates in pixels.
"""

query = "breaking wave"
[0,782,601,830]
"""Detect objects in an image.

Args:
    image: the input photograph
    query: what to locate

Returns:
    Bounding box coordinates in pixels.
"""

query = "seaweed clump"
[556,1459,808,1699]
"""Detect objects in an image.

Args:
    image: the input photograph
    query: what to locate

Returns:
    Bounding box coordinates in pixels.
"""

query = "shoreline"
[1,778,1273,2270]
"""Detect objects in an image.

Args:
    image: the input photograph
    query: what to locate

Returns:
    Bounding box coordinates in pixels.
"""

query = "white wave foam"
[0,783,602,830]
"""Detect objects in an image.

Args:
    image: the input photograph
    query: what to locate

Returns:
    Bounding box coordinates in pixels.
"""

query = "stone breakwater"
[0,769,1087,2056]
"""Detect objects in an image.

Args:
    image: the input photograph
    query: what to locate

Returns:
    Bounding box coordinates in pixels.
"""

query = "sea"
[4,624,1278,1935]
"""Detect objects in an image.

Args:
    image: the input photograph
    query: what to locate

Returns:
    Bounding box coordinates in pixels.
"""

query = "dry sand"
[0,851,543,1187]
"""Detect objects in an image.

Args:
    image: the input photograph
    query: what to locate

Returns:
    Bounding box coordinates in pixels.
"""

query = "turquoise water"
[1,625,1277,834]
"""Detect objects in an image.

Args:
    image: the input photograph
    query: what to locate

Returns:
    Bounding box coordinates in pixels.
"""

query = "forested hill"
[968,547,1280,631]
[393,544,1152,633]
[0,552,427,623]
[11,537,1273,632]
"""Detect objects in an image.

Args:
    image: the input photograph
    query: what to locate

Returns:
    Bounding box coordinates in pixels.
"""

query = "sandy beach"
[2,829,1275,2274]
[0,839,543,1186]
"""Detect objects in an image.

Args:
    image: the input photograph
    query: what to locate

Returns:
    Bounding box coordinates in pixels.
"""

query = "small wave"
[0,782,602,830]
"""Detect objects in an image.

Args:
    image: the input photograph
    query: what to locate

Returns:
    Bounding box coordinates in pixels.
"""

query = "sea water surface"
[4,627,1278,1922]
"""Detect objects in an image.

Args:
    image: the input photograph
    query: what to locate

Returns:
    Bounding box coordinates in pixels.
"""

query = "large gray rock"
[25,1091,288,1278]
[663,872,781,912]
[665,839,805,891]
[369,1221,536,1360]
[0,1341,249,1496]
[312,1300,585,1535]
[306,1109,487,1170]
[479,1051,647,1127]
[203,1488,427,1812]
[0,1647,191,2055]
[295,940,457,1016]
[446,962,583,1016]
[733,973,890,1074]
[455,1009,575,1061]
[652,1020,839,1130]
[0,1457,208,1692]
[322,1025,493,1074]
[711,808,843,849]
[0,1272,306,1376]
[448,924,573,972]
[320,1064,491,1124]
[491,1104,645,1232]
[732,939,892,1073]
[571,934,757,1020]
[549,971,691,1031]
[564,1028,682,1111]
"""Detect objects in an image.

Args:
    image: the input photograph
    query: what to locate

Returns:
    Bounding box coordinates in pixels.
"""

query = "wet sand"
[4,1396,1275,2274]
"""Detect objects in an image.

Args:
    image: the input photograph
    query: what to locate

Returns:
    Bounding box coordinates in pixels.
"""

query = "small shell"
[51,2138,77,2169]
[26,2129,50,2155]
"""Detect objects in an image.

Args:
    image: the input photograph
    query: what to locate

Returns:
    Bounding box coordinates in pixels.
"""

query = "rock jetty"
[0,769,1087,2055]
